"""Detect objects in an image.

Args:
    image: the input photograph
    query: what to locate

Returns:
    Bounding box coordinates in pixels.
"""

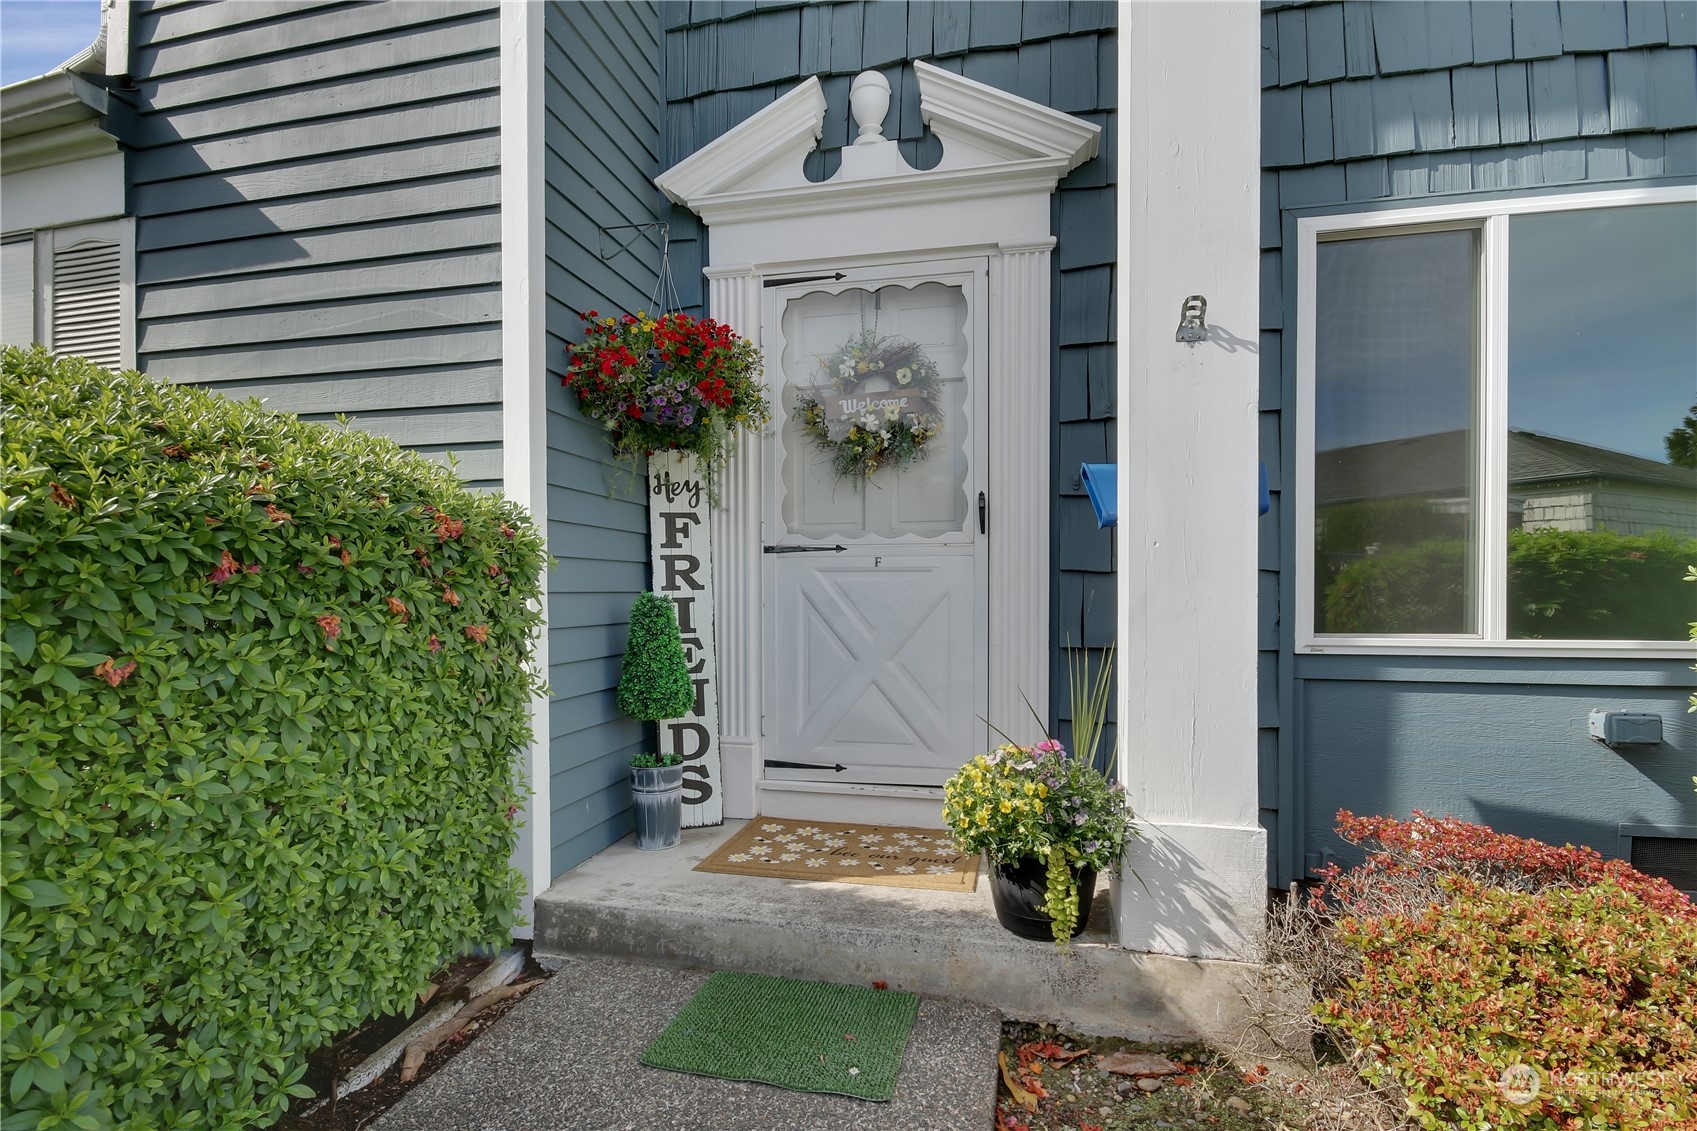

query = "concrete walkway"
[373,953,1001,1131]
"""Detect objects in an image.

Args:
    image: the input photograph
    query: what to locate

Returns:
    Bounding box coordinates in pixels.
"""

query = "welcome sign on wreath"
[796,331,942,484]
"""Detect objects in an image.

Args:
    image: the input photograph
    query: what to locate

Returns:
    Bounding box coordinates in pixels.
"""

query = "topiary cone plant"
[618,591,695,849]
[618,591,695,723]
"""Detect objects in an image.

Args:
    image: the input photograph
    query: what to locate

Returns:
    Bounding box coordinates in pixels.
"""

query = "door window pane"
[778,283,971,540]
[1507,203,1697,640]
[1313,229,1480,634]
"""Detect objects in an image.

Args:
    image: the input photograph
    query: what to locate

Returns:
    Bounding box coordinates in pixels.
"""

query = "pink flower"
[428,636,442,653]
[209,550,239,585]
[1034,739,1064,754]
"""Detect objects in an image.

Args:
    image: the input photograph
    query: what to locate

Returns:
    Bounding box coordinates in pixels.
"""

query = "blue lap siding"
[128,0,506,489]
[1261,0,1697,885]
[542,1,665,879]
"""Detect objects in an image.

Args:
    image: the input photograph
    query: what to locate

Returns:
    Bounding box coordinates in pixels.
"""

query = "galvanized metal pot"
[630,762,684,851]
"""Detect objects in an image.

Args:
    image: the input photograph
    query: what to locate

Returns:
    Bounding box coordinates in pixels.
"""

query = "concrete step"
[533,820,1270,1052]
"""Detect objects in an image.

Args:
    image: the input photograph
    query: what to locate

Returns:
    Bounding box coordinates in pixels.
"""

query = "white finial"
[849,71,891,146]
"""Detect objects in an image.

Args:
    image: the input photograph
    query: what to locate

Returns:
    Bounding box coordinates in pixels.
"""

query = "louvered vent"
[51,239,122,369]
[1631,836,1697,897]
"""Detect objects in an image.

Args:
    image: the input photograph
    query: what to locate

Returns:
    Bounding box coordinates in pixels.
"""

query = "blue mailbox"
[1081,462,1269,528]
[1080,463,1117,529]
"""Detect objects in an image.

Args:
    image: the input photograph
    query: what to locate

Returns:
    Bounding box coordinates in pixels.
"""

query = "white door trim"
[662,65,1091,819]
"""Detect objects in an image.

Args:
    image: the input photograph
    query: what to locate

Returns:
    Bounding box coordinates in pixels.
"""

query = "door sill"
[757,780,946,829]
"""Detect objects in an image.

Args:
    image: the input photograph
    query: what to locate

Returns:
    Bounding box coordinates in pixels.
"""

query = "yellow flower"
[1000,800,1013,813]
[1023,782,1036,795]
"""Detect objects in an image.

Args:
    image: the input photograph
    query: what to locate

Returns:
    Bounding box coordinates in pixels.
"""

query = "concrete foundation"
[533,820,1286,1053]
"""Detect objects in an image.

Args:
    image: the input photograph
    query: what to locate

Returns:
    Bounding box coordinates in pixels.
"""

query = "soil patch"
[274,947,551,1131]
[994,1020,1308,1131]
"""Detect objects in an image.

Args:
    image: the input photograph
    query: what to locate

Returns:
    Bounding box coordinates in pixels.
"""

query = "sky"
[1,0,101,87]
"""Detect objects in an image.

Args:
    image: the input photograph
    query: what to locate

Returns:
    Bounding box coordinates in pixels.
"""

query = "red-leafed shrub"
[1301,813,1697,1130]
[1321,880,1697,1131]
[1322,809,1696,923]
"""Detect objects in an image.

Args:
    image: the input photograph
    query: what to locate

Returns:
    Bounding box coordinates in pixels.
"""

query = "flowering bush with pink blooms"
[0,348,546,1129]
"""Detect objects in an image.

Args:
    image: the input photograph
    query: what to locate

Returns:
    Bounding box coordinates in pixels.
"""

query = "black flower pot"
[988,856,1096,941]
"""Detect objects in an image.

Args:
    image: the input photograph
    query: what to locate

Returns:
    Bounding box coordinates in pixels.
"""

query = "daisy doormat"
[694,819,980,893]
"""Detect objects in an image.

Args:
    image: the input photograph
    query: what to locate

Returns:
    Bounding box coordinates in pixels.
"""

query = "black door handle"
[978,491,987,535]
[763,544,847,554]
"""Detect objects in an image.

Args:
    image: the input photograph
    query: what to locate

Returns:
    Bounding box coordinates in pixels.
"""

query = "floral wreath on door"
[795,329,943,485]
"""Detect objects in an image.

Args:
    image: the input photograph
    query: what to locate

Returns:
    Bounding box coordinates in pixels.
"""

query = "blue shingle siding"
[1267,4,1697,167]
[661,0,1117,750]
[129,0,505,488]
[1262,1,1697,886]
[542,0,664,879]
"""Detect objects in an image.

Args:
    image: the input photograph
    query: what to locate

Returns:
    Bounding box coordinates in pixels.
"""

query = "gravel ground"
[373,953,1001,1131]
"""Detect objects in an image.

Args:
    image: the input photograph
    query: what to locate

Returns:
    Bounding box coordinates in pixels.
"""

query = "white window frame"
[1296,184,1697,658]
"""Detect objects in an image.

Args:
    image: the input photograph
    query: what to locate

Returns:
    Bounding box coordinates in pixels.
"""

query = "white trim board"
[498,0,550,937]
[1117,3,1266,962]
[661,64,1095,823]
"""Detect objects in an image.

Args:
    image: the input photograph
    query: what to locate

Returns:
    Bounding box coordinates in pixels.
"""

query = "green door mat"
[639,971,921,1102]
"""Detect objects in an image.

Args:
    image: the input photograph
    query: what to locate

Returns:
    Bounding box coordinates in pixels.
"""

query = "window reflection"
[1506,204,1697,640]
[1313,229,1480,634]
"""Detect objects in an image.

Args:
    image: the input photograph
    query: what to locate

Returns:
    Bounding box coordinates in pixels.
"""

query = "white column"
[498,0,549,935]
[989,239,1054,744]
[1115,3,1266,961]
[705,264,762,819]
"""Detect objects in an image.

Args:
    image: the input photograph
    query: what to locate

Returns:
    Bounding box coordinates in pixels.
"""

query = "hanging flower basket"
[796,330,942,485]
[563,310,770,501]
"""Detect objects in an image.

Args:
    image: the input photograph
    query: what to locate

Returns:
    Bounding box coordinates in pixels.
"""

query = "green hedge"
[0,349,546,1129]
[1322,527,1697,638]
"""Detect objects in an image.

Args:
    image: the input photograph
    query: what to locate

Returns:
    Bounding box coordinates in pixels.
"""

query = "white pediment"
[657,60,1100,227]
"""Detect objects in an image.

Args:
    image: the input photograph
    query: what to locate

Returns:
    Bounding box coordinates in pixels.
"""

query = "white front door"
[762,261,989,792]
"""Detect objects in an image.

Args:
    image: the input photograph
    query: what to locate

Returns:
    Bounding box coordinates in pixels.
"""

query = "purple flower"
[1083,840,1100,854]
[1073,812,1088,826]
